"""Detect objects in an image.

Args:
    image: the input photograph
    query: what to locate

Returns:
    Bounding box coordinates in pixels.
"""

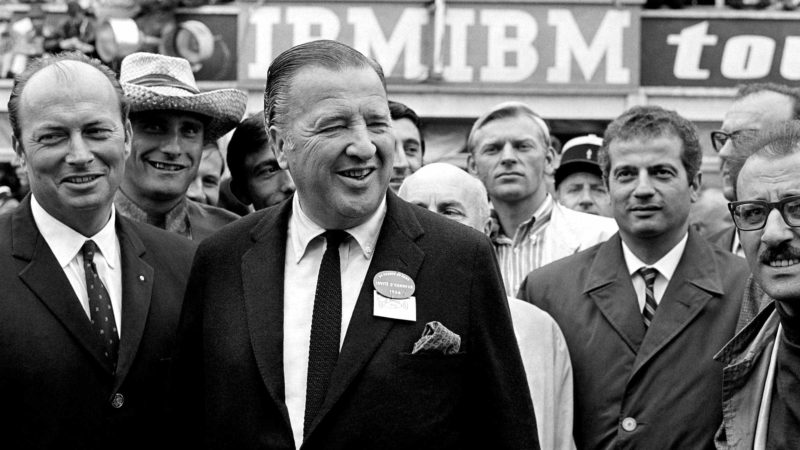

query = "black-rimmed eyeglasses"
[728,195,800,231]
[710,129,758,152]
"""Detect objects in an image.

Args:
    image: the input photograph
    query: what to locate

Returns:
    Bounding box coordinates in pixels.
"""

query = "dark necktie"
[304,230,348,436]
[82,240,120,367]
[639,267,658,328]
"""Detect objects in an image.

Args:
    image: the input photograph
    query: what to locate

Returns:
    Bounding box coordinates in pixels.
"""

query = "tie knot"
[323,230,348,250]
[639,267,658,283]
[82,240,98,260]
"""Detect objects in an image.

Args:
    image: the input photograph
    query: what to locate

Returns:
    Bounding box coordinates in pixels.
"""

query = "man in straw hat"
[115,52,247,241]
[170,40,539,449]
[0,51,195,449]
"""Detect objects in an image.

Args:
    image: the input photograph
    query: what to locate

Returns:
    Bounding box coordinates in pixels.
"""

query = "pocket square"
[412,321,461,355]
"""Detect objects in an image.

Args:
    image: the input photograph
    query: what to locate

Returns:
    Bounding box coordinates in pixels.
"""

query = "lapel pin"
[373,271,416,322]
[138,275,145,282]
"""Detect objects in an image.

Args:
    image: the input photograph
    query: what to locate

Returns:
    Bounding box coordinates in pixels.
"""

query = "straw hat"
[120,52,247,142]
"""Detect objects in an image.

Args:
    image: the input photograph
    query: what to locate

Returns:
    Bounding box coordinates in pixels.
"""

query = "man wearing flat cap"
[171,39,540,449]
[115,52,248,241]
[0,52,195,449]
[555,134,611,217]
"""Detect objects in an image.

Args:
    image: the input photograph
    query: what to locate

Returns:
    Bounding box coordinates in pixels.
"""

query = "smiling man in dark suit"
[0,52,195,449]
[520,106,749,449]
[171,40,538,450]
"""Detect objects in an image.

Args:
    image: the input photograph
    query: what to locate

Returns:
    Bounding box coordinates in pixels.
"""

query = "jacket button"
[111,393,124,409]
[621,417,637,432]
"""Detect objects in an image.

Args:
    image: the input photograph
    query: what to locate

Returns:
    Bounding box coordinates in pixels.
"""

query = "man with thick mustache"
[114,52,247,241]
[715,121,800,449]
[170,40,539,449]
[0,52,195,449]
[467,101,616,295]
[520,106,748,449]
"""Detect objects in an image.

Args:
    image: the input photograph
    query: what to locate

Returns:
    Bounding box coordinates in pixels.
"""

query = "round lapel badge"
[373,271,415,299]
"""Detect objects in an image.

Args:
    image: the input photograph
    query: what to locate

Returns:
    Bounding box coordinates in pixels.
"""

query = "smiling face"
[608,134,700,252]
[272,66,393,229]
[123,110,205,210]
[242,143,295,210]
[389,117,423,191]
[737,152,800,303]
[719,91,794,201]
[15,60,130,235]
[467,115,553,209]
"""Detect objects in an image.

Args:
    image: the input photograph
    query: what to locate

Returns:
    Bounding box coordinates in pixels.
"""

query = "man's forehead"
[475,115,548,144]
[738,152,800,197]
[608,134,683,164]
[724,91,794,130]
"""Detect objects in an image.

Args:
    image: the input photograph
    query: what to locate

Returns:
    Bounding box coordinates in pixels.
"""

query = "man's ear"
[123,118,132,160]
[12,136,26,170]
[467,153,477,175]
[269,125,290,170]
[544,146,556,176]
[689,171,702,204]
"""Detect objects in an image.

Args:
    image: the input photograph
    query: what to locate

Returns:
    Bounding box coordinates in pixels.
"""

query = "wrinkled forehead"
[737,153,800,199]
[474,114,549,146]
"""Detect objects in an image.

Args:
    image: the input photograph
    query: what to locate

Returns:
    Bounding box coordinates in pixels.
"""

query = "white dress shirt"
[283,193,386,449]
[30,195,123,336]
[622,233,688,312]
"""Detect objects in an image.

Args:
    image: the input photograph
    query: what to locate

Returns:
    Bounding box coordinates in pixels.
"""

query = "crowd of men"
[1,39,799,450]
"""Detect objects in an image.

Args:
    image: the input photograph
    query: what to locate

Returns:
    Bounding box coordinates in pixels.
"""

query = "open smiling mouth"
[768,258,800,268]
[148,161,186,171]
[63,175,100,184]
[339,168,374,180]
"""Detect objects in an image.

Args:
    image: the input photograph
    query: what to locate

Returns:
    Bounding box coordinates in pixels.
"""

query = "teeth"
[66,175,98,183]
[341,169,371,178]
[149,161,183,171]
[769,259,800,267]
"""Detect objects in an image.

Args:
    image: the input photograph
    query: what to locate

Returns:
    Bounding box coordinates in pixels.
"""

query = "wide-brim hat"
[120,52,248,142]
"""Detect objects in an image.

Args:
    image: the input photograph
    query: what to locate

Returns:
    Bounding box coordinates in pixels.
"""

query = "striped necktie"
[639,267,658,328]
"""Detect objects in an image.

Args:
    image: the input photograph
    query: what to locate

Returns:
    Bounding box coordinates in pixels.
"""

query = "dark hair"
[264,40,386,132]
[226,111,269,192]
[736,82,800,120]
[467,101,550,154]
[8,51,129,151]
[730,120,800,194]
[600,105,702,185]
[388,100,425,156]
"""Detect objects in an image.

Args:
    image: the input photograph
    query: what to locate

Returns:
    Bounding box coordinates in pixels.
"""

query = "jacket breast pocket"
[393,352,468,411]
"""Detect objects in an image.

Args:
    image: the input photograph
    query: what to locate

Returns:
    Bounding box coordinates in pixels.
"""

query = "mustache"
[759,242,800,264]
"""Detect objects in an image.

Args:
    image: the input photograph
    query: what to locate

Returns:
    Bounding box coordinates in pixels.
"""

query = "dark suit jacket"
[706,224,736,254]
[519,231,748,450]
[171,191,539,449]
[0,197,196,450]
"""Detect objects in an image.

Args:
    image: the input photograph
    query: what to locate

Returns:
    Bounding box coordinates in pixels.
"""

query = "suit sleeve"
[468,235,541,449]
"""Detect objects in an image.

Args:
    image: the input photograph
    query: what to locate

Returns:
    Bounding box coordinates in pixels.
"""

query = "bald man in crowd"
[399,163,575,450]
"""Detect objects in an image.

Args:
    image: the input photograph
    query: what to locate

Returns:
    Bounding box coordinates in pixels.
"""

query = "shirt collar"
[31,194,119,269]
[115,189,190,237]
[621,232,688,281]
[289,192,387,264]
[489,194,555,242]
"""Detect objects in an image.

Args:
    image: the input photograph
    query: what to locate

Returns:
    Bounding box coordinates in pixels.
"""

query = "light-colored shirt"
[754,324,782,450]
[30,195,122,336]
[622,233,688,312]
[733,229,745,258]
[509,297,576,450]
[283,193,386,449]
[489,194,555,295]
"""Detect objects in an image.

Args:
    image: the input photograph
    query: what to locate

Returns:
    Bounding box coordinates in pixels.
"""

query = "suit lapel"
[241,200,293,429]
[631,232,723,375]
[305,192,426,438]
[12,198,115,374]
[112,218,154,391]
[584,234,646,353]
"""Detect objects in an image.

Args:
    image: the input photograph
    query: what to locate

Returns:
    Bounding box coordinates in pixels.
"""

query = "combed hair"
[730,120,800,196]
[226,111,270,191]
[264,40,386,132]
[8,51,129,148]
[736,82,800,120]
[600,105,701,185]
[389,100,425,156]
[466,101,550,154]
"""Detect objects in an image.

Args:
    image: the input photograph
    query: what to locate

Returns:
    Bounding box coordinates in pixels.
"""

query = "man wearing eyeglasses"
[715,121,800,449]
[709,83,800,257]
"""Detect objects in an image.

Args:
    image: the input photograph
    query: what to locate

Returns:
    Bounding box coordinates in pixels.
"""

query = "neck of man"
[119,181,185,216]
[619,222,688,266]
[492,188,547,237]
[57,204,112,237]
